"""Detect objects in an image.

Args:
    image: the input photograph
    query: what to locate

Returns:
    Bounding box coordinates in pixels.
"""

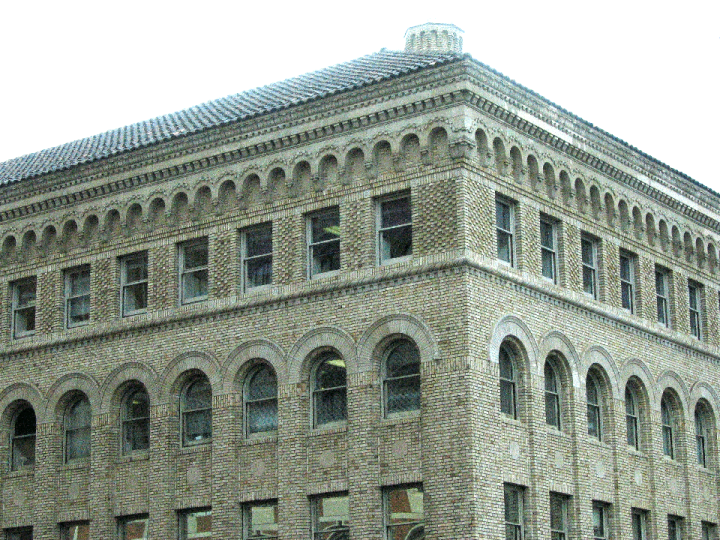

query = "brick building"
[0,22,719,540]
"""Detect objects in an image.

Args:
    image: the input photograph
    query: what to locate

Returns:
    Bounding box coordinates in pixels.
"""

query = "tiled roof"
[0,50,462,186]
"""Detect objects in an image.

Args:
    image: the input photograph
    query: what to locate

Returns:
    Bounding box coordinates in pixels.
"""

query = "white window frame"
[179,508,212,540]
[688,281,702,339]
[631,509,648,540]
[311,493,349,540]
[550,492,570,540]
[499,345,518,419]
[60,521,89,540]
[496,197,515,266]
[65,266,91,328]
[625,386,640,450]
[179,238,209,305]
[121,387,150,454]
[384,484,424,540]
[383,339,421,418]
[593,502,610,540]
[377,193,412,265]
[540,218,558,283]
[581,235,598,299]
[242,501,278,540]
[695,405,709,468]
[181,375,212,446]
[118,514,149,540]
[10,405,35,471]
[667,515,683,540]
[244,364,278,437]
[64,395,91,463]
[307,207,341,278]
[312,352,347,428]
[242,223,273,292]
[656,267,670,327]
[545,360,561,430]
[587,373,603,441]
[504,484,524,540]
[11,277,36,339]
[620,252,635,313]
[120,252,148,317]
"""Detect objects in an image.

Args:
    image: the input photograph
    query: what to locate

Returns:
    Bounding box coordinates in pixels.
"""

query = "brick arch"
[356,313,440,374]
[537,330,580,387]
[44,372,101,421]
[287,327,356,385]
[581,346,620,401]
[656,370,689,416]
[99,362,158,415]
[0,382,45,427]
[690,381,720,421]
[220,339,286,394]
[620,358,656,408]
[157,351,222,402]
[488,315,538,377]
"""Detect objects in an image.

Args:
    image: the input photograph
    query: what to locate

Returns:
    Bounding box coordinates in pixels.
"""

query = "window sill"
[117,451,149,464]
[309,270,340,280]
[500,415,523,428]
[379,256,412,267]
[585,437,610,450]
[310,424,347,436]
[243,433,278,446]
[4,468,34,479]
[698,465,714,476]
[662,455,682,466]
[180,297,208,307]
[179,442,212,455]
[627,447,646,458]
[545,425,569,439]
[381,412,420,426]
[62,458,90,470]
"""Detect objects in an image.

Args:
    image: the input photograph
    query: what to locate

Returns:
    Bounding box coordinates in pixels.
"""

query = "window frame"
[10,405,36,471]
[307,207,341,278]
[499,345,518,419]
[581,234,599,299]
[11,277,36,339]
[118,514,149,540]
[312,352,347,428]
[504,483,524,540]
[242,500,278,540]
[661,394,675,459]
[120,251,148,317]
[382,339,421,418]
[656,267,671,327]
[65,265,91,328]
[242,222,273,292]
[179,508,212,540]
[311,492,349,540]
[702,522,717,540]
[619,251,635,313]
[544,360,561,430]
[632,509,648,540]
[121,387,150,454]
[64,395,91,463]
[550,492,570,540]
[625,385,640,450]
[383,484,424,540]
[377,192,412,265]
[695,405,709,468]
[496,197,515,267]
[667,515,683,540]
[60,521,89,540]
[181,375,212,446]
[179,238,209,305]
[586,373,603,441]
[688,281,703,339]
[4,528,32,540]
[540,217,558,283]
[593,502,610,540]
[244,363,278,438]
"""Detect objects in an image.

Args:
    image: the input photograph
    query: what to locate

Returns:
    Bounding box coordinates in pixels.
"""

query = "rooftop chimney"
[405,23,464,54]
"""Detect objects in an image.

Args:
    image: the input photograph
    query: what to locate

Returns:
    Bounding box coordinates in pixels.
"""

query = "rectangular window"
[593,502,610,540]
[632,509,648,540]
[4,529,32,540]
[550,493,569,540]
[118,515,149,540]
[65,266,90,328]
[378,194,412,264]
[242,223,273,291]
[11,277,36,338]
[120,252,148,317]
[689,281,703,339]
[242,501,278,539]
[504,484,524,540]
[667,515,683,540]
[179,509,211,540]
[308,208,340,277]
[60,522,89,540]
[541,218,557,283]
[312,493,349,539]
[656,267,670,327]
[179,239,209,304]
[384,485,424,540]
[702,522,717,540]
[620,252,635,313]
[581,235,598,299]
[496,198,515,266]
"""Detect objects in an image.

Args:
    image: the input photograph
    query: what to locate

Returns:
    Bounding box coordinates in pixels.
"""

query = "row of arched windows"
[7,339,420,470]
[499,342,716,468]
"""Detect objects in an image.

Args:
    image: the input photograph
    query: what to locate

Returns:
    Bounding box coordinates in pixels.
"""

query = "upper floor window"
[65,395,91,462]
[661,393,676,459]
[667,515,683,540]
[60,522,89,540]
[504,484,524,540]
[308,208,340,277]
[550,492,569,540]
[544,360,561,429]
[242,223,273,291]
[65,266,90,328]
[593,502,610,540]
[118,515,149,540]
[385,485,424,540]
[377,194,412,264]
[540,218,557,283]
[121,252,148,317]
[5,529,32,540]
[244,364,278,436]
[702,522,717,540]
[656,267,671,327]
[688,281,703,339]
[311,493,349,540]
[620,252,635,313]
[10,405,35,470]
[499,345,518,419]
[496,197,515,266]
[383,340,421,416]
[625,385,640,450]
[695,402,713,468]
[179,239,209,304]
[11,277,36,338]
[179,509,211,540]
[632,509,648,540]
[312,352,347,427]
[181,375,212,445]
[242,501,278,540]
[586,373,603,441]
[122,387,150,453]
[581,235,598,299]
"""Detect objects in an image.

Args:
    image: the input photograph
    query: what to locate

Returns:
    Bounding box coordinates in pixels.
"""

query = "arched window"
[625,385,639,450]
[383,340,421,416]
[245,364,278,436]
[586,374,602,441]
[313,352,347,427]
[695,402,712,467]
[11,405,36,470]
[65,396,91,462]
[544,360,561,429]
[499,345,517,419]
[122,387,149,453]
[181,376,212,446]
[661,393,675,459]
